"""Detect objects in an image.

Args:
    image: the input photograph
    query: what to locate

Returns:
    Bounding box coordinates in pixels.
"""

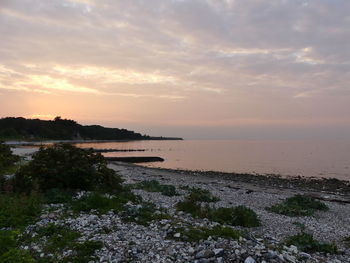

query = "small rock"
[213,248,224,257]
[173,233,181,238]
[244,256,256,263]
[299,252,311,259]
[195,249,215,259]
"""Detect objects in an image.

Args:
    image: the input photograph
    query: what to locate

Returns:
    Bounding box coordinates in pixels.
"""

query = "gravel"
[20,162,350,262]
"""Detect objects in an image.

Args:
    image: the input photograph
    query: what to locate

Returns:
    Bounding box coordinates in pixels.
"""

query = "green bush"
[0,230,18,255]
[44,188,73,204]
[208,206,260,227]
[344,236,350,248]
[267,195,328,217]
[0,142,20,174]
[0,230,35,263]
[13,144,123,193]
[21,223,102,262]
[0,249,35,263]
[132,180,178,196]
[121,202,171,226]
[0,194,43,229]
[187,187,220,203]
[61,240,103,263]
[168,225,240,242]
[71,193,129,214]
[175,200,205,218]
[286,232,337,254]
[176,198,260,227]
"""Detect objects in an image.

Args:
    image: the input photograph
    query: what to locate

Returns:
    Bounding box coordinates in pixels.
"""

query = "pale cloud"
[0,0,350,138]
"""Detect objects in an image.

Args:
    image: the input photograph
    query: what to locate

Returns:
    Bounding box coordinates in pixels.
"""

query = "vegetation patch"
[70,191,140,214]
[21,223,102,262]
[0,193,43,229]
[208,206,260,227]
[0,230,35,262]
[131,180,178,196]
[61,240,103,263]
[0,248,35,263]
[168,225,240,242]
[13,144,123,194]
[186,187,220,202]
[176,198,260,227]
[286,232,337,254]
[0,142,20,174]
[70,192,170,226]
[176,200,206,218]
[267,195,328,217]
[121,202,171,226]
[344,236,350,248]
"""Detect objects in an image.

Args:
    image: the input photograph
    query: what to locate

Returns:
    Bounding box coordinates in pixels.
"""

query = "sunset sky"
[1,0,350,139]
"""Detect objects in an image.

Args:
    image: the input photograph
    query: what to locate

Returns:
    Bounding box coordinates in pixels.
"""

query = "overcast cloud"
[0,0,349,138]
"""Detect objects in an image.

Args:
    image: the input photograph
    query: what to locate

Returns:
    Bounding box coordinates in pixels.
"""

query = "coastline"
[5,138,183,146]
[3,149,349,262]
[116,162,350,196]
[108,162,350,251]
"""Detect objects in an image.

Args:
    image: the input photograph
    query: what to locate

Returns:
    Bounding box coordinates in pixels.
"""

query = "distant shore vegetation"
[0,116,182,141]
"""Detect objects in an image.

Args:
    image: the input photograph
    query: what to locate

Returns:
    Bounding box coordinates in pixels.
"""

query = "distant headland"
[0,117,183,141]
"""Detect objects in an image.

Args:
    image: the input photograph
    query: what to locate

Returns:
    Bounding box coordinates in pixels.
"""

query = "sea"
[71,139,350,181]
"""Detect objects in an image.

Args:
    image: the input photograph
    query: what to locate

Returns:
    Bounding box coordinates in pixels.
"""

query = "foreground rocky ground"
[18,162,349,263]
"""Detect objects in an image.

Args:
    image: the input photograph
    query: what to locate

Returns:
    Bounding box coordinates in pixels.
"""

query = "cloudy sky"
[1,0,350,139]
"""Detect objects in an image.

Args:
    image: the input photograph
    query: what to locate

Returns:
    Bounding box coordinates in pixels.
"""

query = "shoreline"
[5,138,183,146]
[106,161,350,260]
[115,162,350,197]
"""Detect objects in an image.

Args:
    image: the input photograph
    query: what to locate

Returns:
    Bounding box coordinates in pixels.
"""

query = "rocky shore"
[19,162,350,263]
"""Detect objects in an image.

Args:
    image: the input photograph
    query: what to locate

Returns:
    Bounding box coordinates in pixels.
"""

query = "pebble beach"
[21,162,350,263]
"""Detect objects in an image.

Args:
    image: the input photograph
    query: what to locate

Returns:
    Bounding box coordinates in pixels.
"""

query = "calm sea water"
[74,140,350,181]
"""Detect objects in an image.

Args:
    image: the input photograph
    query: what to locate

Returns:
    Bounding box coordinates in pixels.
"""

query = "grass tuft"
[176,197,260,227]
[286,232,337,254]
[187,187,220,202]
[0,193,43,229]
[267,195,328,217]
[131,180,178,196]
[168,225,240,242]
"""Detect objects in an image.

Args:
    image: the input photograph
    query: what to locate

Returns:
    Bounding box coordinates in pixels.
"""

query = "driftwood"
[106,156,164,163]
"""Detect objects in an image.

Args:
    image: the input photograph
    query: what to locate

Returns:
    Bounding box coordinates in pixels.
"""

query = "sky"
[1,0,350,139]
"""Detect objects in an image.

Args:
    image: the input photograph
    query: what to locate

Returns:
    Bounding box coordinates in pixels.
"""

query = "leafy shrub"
[13,144,123,193]
[286,232,337,254]
[267,195,328,217]
[0,142,20,174]
[71,192,141,214]
[176,198,260,227]
[0,230,35,263]
[71,193,128,214]
[168,225,240,242]
[187,187,220,202]
[0,194,43,229]
[44,188,73,204]
[0,249,35,263]
[132,180,178,196]
[121,202,171,226]
[344,236,350,248]
[22,223,102,262]
[175,200,205,218]
[208,206,260,227]
[34,223,81,254]
[0,230,18,255]
[62,240,103,263]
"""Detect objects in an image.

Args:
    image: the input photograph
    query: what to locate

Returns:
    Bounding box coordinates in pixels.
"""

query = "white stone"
[244,256,256,263]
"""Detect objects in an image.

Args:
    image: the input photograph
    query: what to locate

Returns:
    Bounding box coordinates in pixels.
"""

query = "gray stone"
[213,248,224,257]
[195,249,215,259]
[244,256,256,263]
